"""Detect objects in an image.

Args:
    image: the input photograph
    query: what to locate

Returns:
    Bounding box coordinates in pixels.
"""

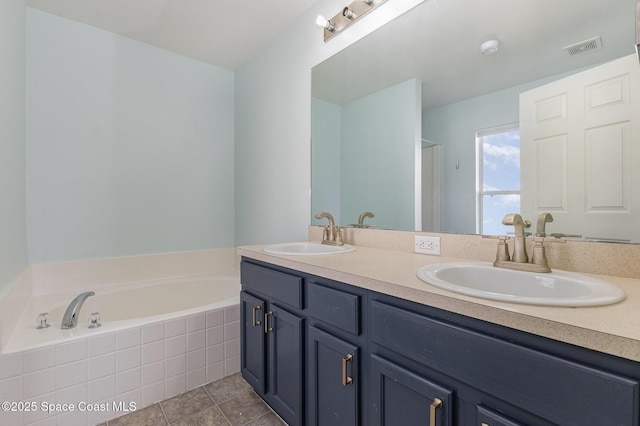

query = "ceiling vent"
[563,36,602,56]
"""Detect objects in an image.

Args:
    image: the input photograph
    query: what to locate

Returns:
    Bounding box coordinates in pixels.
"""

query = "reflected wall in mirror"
[311,0,639,242]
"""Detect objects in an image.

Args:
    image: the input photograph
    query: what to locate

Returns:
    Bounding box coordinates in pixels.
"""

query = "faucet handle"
[496,235,511,262]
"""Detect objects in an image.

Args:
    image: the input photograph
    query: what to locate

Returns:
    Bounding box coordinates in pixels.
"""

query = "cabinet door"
[241,291,266,394]
[267,303,304,426]
[308,326,360,426]
[370,355,452,426]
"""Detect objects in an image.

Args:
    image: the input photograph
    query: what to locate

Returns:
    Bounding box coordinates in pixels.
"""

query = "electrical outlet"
[415,235,441,255]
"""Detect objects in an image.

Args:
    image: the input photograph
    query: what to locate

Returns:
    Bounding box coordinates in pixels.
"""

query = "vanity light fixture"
[316,15,336,32]
[316,0,387,42]
[480,39,500,55]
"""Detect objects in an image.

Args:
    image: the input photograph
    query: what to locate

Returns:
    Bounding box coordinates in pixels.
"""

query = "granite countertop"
[237,244,640,362]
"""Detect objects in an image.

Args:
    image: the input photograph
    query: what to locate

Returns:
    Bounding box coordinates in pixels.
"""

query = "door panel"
[520,53,640,241]
[308,326,360,426]
[268,303,304,426]
[241,291,266,394]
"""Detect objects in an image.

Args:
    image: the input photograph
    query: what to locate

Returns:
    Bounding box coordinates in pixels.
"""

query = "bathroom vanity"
[238,245,640,426]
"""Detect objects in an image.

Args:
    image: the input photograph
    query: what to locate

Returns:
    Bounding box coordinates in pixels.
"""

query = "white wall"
[234,0,424,245]
[26,9,235,262]
[0,1,28,293]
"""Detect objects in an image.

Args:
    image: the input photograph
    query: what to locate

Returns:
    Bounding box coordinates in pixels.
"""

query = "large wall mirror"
[311,0,639,242]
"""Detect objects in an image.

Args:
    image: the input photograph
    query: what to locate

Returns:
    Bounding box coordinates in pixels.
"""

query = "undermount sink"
[417,262,625,307]
[264,242,356,255]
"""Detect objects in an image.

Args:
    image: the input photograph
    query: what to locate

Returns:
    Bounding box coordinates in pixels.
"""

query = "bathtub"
[5,275,240,354]
[0,249,242,425]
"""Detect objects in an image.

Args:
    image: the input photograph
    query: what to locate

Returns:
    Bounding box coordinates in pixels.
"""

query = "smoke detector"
[480,39,500,55]
[563,36,602,56]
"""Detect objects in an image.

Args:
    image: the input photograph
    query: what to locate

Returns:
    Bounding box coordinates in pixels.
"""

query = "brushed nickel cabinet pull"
[429,397,442,426]
[342,354,353,386]
[252,306,261,326]
[264,311,273,333]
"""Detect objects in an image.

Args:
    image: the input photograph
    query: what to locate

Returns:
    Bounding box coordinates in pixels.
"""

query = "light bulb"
[343,7,357,19]
[315,15,335,31]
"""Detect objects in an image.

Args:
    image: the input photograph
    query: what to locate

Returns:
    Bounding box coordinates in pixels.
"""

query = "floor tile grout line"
[157,401,171,426]
[201,384,233,425]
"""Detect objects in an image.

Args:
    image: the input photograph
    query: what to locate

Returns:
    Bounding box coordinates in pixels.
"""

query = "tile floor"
[99,373,287,426]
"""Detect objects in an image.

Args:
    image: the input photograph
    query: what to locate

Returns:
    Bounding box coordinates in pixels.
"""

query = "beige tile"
[108,403,167,426]
[203,372,252,403]
[218,390,270,426]
[173,405,230,426]
[160,387,214,424]
[245,411,288,426]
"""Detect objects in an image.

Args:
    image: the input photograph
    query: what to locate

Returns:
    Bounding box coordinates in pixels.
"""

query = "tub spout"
[61,291,95,329]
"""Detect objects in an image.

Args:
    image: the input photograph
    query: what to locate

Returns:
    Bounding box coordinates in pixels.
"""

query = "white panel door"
[520,54,640,242]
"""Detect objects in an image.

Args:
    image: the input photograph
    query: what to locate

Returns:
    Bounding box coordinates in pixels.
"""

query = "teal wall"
[341,79,421,230]
[26,9,235,262]
[0,0,28,294]
[311,98,342,225]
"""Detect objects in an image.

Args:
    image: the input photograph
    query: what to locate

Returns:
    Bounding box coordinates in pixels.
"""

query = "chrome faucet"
[61,291,95,329]
[315,212,344,246]
[536,212,553,237]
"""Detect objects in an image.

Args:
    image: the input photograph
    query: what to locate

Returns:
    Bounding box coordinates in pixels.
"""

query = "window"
[476,124,520,235]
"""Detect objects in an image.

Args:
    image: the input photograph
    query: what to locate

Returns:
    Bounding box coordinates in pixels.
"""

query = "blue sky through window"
[478,128,521,235]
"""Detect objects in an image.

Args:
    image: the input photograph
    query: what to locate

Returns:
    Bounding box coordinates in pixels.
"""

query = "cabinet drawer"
[307,282,360,335]
[371,300,640,426]
[241,261,303,309]
[476,405,525,426]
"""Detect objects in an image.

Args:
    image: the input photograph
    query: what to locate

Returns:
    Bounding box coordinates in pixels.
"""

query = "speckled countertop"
[237,244,640,363]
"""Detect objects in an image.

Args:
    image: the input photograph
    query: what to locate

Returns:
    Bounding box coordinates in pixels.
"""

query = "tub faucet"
[315,212,344,246]
[61,291,95,329]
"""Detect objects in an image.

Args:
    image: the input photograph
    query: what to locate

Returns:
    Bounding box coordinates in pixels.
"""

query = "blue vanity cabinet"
[240,257,640,426]
[370,354,454,426]
[369,294,640,426]
[240,260,305,426]
[306,279,367,426]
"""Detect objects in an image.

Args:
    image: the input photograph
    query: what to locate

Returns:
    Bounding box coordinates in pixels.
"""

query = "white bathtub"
[0,249,242,425]
[5,275,240,354]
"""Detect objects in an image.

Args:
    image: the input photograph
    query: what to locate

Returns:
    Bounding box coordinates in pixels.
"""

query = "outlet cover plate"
[415,236,441,255]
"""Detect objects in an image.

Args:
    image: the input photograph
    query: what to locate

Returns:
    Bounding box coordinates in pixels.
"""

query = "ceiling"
[26,0,319,70]
[312,0,636,109]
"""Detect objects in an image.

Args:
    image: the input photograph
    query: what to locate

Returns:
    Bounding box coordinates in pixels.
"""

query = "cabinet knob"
[252,306,261,326]
[342,354,353,386]
[429,397,442,426]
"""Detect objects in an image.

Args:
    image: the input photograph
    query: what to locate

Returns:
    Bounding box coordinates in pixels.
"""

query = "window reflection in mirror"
[476,125,520,236]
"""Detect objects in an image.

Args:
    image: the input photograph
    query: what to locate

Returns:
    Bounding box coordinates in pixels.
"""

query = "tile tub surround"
[0,305,241,425]
[310,226,640,279]
[0,248,242,425]
[238,243,640,362]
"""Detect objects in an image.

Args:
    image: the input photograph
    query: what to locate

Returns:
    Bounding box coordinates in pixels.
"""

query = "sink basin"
[417,262,625,307]
[264,242,356,255]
